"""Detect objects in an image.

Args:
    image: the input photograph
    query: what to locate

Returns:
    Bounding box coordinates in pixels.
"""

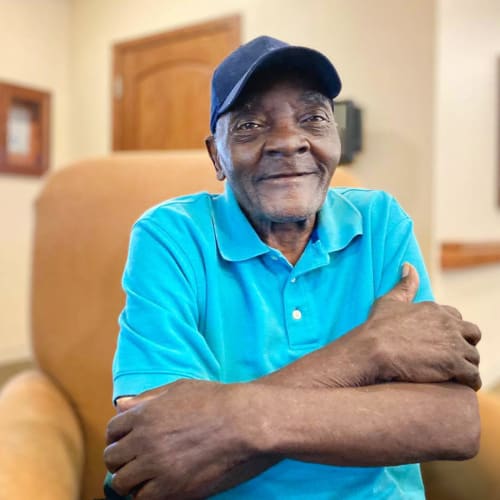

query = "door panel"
[113,16,240,151]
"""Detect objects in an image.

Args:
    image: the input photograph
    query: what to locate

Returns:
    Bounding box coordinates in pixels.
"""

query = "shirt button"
[290,277,297,283]
[270,255,278,261]
[292,309,302,320]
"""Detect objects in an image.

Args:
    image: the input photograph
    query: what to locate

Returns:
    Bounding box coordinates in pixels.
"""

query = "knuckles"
[367,296,482,387]
[441,304,463,319]
[462,321,482,345]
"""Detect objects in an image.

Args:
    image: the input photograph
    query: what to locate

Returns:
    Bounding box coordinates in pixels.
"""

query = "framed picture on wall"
[0,82,50,176]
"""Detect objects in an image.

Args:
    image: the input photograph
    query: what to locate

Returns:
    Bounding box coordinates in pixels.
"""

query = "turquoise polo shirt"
[112,185,433,499]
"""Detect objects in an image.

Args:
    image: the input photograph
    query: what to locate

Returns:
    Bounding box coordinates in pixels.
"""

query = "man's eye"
[236,121,260,131]
[305,114,327,122]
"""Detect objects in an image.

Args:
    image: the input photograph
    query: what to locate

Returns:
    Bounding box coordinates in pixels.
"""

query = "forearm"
[106,379,479,499]
[259,323,378,389]
[237,381,480,467]
[175,381,479,498]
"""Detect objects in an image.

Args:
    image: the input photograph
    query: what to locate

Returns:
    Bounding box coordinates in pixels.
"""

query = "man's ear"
[205,136,226,181]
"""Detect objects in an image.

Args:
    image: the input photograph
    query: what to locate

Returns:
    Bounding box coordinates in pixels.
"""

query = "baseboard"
[0,344,32,365]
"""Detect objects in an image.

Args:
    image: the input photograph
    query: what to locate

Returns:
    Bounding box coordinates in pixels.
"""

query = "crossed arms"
[104,264,481,499]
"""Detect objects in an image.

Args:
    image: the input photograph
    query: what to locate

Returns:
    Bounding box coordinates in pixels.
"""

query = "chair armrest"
[0,369,84,500]
[422,390,500,500]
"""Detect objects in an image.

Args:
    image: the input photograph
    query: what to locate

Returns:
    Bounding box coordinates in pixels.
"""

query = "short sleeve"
[375,198,434,303]
[112,218,220,401]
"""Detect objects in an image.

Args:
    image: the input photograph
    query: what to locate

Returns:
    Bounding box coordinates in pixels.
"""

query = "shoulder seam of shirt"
[133,192,215,229]
[143,191,213,209]
[387,195,412,227]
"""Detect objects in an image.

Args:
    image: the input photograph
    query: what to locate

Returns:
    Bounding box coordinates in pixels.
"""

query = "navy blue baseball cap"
[209,35,342,133]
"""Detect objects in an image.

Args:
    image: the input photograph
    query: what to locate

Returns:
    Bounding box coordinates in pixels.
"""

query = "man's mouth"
[259,172,316,181]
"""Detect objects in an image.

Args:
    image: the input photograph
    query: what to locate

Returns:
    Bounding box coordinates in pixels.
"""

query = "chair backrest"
[31,151,358,499]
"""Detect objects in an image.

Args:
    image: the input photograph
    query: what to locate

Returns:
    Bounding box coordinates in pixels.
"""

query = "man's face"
[207,76,341,226]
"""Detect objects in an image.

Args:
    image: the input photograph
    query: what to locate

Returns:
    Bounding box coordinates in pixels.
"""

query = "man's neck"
[253,216,316,266]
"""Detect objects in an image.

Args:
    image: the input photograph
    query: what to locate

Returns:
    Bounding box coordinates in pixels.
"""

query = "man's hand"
[262,263,481,392]
[104,379,259,500]
[364,263,481,389]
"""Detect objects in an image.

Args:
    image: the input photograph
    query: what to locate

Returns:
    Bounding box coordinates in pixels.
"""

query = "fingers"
[449,338,481,390]
[461,321,482,346]
[133,479,165,500]
[441,304,462,320]
[116,396,137,413]
[453,361,482,392]
[115,385,170,414]
[439,304,481,346]
[106,411,134,445]
[439,306,481,347]
[463,341,480,366]
[384,262,420,303]
[108,457,152,497]
[449,314,482,346]
[439,305,481,346]
[104,431,138,473]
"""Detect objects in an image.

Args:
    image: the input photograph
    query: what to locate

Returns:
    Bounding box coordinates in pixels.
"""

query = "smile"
[259,172,317,181]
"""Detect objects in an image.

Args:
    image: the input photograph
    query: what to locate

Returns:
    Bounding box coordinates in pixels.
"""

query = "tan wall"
[434,0,500,387]
[0,0,71,362]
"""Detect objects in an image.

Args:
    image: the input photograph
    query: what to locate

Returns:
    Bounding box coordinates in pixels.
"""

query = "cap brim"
[216,45,342,119]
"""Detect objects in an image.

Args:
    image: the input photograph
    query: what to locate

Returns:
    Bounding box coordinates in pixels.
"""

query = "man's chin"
[263,207,319,224]
[262,196,326,222]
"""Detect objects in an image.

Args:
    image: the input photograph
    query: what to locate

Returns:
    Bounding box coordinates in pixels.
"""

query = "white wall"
[0,0,71,362]
[434,0,500,387]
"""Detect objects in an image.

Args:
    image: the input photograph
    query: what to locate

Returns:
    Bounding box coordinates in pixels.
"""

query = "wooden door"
[113,16,240,150]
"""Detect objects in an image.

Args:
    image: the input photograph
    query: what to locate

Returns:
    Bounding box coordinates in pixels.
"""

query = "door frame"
[112,15,241,150]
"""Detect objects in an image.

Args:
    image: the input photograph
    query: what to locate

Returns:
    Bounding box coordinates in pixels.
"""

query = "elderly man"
[104,36,481,500]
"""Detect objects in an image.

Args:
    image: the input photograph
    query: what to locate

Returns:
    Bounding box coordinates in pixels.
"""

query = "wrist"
[259,325,380,390]
[227,382,277,456]
[359,318,394,383]
[327,324,381,386]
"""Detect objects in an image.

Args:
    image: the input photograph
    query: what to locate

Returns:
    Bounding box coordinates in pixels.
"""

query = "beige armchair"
[0,152,225,500]
[0,151,497,500]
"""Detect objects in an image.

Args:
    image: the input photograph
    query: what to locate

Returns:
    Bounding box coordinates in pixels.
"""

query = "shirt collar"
[212,184,363,262]
[212,184,270,261]
[316,189,363,253]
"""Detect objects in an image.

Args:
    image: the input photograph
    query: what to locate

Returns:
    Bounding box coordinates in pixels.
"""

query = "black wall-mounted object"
[334,100,362,165]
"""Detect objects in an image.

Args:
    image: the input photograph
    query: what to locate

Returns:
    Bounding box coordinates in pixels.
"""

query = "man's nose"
[264,124,309,158]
